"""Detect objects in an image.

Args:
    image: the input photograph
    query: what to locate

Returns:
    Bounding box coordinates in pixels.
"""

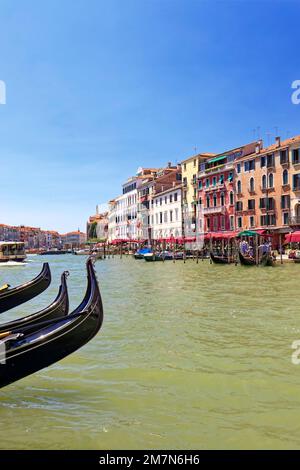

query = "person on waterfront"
[239,239,248,255]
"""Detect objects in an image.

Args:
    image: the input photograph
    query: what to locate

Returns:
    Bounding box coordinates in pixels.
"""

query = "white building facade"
[151,184,183,240]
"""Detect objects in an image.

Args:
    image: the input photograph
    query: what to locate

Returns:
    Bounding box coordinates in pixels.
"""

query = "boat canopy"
[237,230,259,237]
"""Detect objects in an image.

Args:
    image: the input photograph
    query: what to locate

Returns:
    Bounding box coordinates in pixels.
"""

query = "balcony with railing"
[260,185,275,193]
[289,216,300,225]
[203,205,225,215]
[198,162,234,178]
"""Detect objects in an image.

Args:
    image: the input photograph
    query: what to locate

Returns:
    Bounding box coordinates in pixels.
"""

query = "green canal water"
[0,254,299,449]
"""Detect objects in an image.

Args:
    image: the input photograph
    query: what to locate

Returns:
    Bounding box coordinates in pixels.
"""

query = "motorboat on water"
[0,242,26,263]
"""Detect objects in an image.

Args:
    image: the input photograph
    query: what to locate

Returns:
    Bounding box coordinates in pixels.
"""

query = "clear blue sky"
[0,0,299,233]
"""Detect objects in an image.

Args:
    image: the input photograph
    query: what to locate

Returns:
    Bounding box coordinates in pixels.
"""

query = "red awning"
[206,231,238,239]
[285,232,300,244]
[183,237,196,242]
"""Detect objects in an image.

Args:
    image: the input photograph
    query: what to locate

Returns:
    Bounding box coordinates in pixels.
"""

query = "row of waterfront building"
[88,134,300,249]
[0,224,86,249]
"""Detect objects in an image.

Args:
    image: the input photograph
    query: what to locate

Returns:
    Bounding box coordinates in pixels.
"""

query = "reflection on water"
[0,255,300,449]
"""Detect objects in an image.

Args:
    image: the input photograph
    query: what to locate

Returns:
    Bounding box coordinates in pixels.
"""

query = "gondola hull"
[210,253,230,264]
[260,254,275,267]
[0,259,103,389]
[238,252,256,266]
[0,263,51,313]
[0,272,69,335]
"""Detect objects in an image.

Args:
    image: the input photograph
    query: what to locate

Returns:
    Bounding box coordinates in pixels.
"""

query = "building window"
[207,218,210,230]
[206,178,210,188]
[260,214,276,226]
[206,196,210,208]
[293,174,300,190]
[175,208,179,221]
[213,177,217,187]
[155,214,158,224]
[221,216,225,230]
[280,150,289,164]
[262,174,267,190]
[228,172,233,182]
[249,216,255,227]
[199,180,202,190]
[165,196,167,204]
[292,149,300,164]
[221,192,225,206]
[174,192,178,202]
[170,194,173,203]
[164,211,168,223]
[237,217,242,228]
[283,212,289,225]
[193,159,196,167]
[281,195,290,209]
[282,169,288,185]
[213,216,218,231]
[170,210,173,222]
[159,212,163,224]
[230,216,234,230]
[236,201,243,211]
[199,197,202,206]
[267,153,275,168]
[213,194,217,207]
[237,163,241,174]
[248,199,255,210]
[183,163,186,171]
[230,191,234,205]
[160,198,162,206]
[237,180,242,194]
[244,160,255,171]
[261,156,266,168]
[260,197,274,210]
[249,177,255,192]
[269,173,274,188]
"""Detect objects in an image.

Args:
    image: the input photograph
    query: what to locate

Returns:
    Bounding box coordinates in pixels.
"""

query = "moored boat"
[239,252,256,266]
[0,263,51,313]
[39,249,71,255]
[260,253,276,267]
[210,252,231,264]
[144,251,174,262]
[0,258,103,389]
[134,247,152,259]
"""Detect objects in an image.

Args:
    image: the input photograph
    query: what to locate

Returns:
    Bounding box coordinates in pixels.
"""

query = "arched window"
[213,193,217,207]
[230,191,234,205]
[262,174,267,189]
[249,177,255,192]
[269,173,274,188]
[283,169,288,185]
[206,196,210,208]
[221,192,225,206]
[237,181,242,194]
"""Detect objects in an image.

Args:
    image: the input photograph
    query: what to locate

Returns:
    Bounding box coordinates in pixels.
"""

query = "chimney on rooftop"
[275,136,281,148]
[255,139,263,154]
[167,162,172,168]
